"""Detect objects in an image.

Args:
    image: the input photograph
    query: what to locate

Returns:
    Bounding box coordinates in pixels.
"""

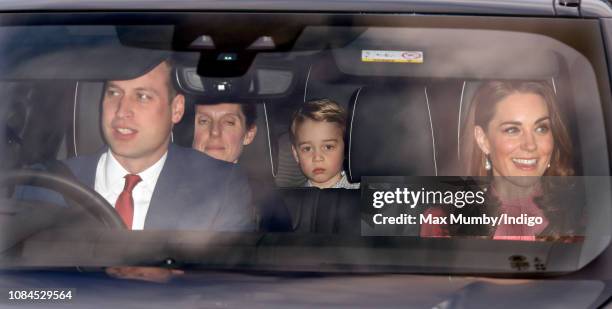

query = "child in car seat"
[289,98,360,189]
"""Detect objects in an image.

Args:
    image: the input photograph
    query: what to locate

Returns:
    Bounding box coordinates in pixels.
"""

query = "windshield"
[1,13,611,276]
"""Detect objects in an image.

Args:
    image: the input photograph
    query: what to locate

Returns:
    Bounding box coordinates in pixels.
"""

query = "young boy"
[289,99,359,189]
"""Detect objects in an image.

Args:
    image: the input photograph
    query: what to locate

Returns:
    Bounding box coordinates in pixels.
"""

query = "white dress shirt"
[94,150,167,230]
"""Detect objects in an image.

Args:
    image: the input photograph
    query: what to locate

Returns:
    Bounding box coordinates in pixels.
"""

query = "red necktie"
[115,174,142,229]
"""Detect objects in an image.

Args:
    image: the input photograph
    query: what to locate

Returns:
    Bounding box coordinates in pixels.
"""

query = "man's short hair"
[162,59,178,102]
[289,98,347,145]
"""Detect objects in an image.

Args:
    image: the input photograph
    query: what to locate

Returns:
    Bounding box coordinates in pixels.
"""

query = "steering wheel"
[1,169,126,229]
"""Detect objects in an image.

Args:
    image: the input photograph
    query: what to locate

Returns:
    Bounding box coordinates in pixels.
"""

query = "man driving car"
[17,59,255,231]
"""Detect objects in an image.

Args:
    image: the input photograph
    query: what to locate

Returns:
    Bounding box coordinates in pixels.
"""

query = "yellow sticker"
[361,50,423,63]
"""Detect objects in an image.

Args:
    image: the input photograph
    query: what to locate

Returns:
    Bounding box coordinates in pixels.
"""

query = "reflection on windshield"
[0,23,610,274]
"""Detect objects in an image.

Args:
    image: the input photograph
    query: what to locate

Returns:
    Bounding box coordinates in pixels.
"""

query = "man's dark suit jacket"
[17,143,255,231]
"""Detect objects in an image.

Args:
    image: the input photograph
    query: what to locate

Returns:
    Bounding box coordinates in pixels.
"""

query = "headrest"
[2,81,74,167]
[72,82,105,157]
[304,52,363,109]
[348,84,437,181]
[238,103,276,180]
[274,132,307,187]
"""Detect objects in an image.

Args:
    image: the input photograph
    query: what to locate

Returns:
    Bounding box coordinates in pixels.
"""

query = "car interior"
[1,13,612,276]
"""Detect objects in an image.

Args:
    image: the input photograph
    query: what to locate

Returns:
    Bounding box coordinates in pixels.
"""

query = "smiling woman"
[467,81,574,179]
[420,81,582,241]
[460,81,579,241]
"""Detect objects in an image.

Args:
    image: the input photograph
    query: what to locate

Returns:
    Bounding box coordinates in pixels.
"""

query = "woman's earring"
[547,162,551,168]
[485,155,492,171]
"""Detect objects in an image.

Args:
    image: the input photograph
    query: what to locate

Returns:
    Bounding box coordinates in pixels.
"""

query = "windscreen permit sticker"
[361,50,423,63]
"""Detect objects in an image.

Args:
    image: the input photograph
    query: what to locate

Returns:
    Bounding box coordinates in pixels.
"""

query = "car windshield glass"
[1,14,611,275]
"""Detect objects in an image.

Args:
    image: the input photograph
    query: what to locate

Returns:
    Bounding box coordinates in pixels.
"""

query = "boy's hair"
[289,98,347,145]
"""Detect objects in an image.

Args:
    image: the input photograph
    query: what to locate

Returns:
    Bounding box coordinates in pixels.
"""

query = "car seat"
[274,52,364,187]
[348,83,438,182]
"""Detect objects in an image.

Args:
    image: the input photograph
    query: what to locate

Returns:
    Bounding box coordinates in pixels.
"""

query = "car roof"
[0,0,607,17]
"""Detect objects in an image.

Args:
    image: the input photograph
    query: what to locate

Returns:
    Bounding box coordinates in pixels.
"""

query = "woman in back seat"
[192,102,292,232]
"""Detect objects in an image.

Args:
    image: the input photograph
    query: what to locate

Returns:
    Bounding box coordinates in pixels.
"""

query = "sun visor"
[332,28,562,79]
[0,25,171,80]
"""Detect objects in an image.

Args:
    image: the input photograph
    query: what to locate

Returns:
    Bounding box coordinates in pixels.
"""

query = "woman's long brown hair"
[458,81,579,239]
[461,81,574,177]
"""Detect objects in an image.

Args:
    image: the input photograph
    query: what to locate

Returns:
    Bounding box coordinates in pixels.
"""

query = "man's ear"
[242,125,258,146]
[171,94,185,124]
[291,145,300,163]
[474,125,491,155]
